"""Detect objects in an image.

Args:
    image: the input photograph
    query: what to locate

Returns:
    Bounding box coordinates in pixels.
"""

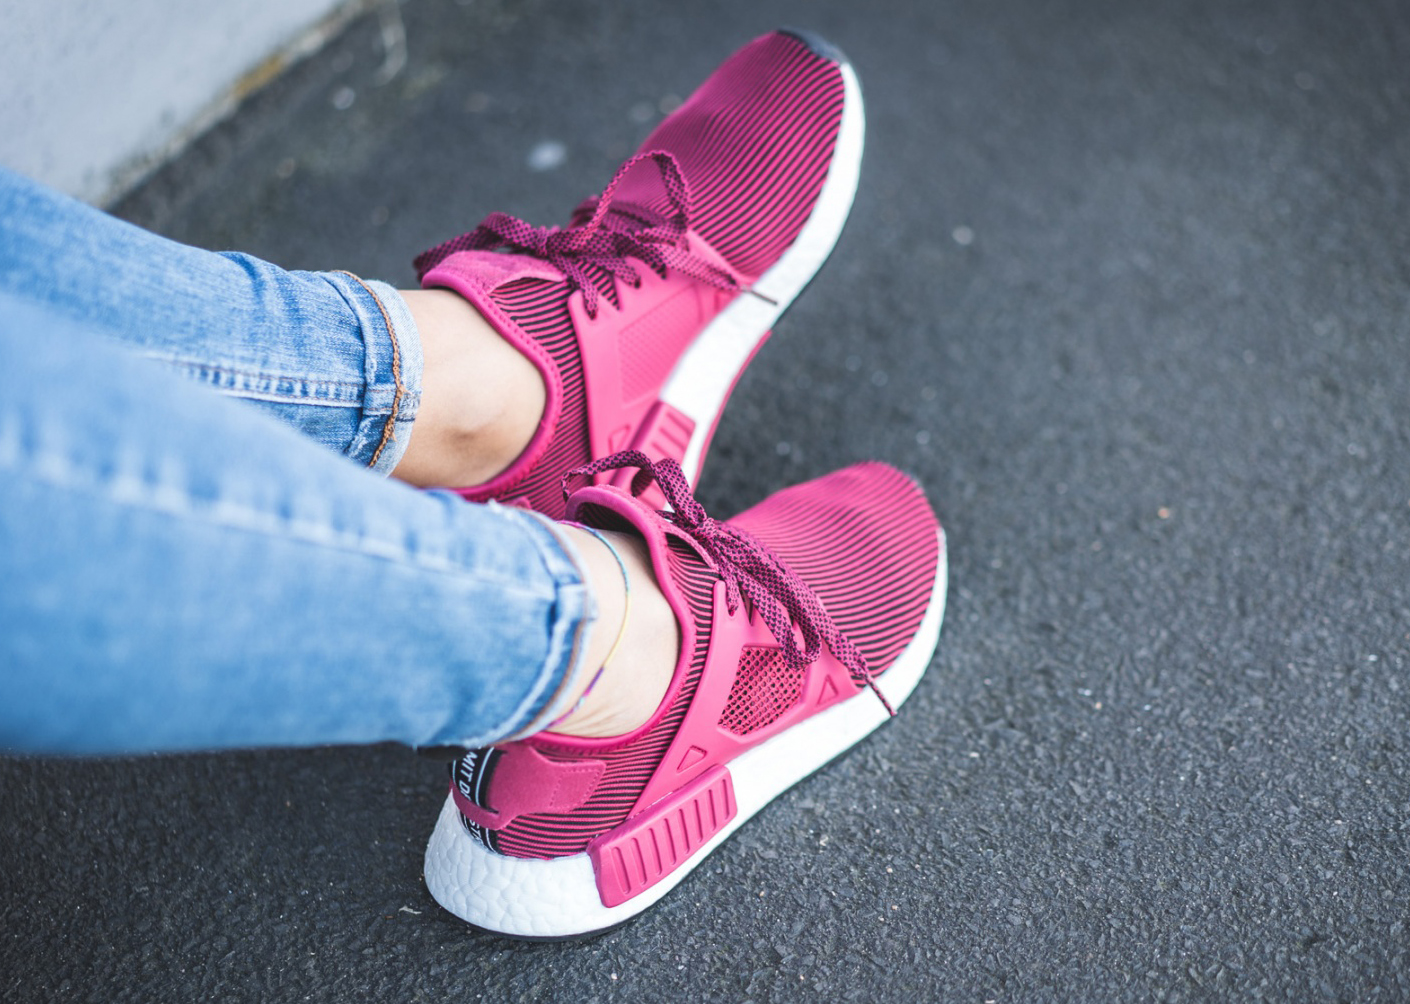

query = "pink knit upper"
[415,31,847,518]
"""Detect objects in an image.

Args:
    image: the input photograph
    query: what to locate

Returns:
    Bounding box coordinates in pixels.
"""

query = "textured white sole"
[423,534,947,939]
[661,58,866,484]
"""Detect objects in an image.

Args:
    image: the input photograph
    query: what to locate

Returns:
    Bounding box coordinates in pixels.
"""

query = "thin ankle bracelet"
[549,525,631,727]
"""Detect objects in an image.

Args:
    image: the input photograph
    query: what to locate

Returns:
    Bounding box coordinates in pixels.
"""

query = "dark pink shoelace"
[413,151,742,319]
[564,452,895,716]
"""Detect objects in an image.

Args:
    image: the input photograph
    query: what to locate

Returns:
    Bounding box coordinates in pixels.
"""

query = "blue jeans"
[0,167,594,754]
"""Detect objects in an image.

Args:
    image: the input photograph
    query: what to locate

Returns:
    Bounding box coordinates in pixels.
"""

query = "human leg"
[0,166,430,475]
[0,290,587,753]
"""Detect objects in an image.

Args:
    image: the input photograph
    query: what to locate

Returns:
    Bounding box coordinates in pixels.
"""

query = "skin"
[393,289,678,739]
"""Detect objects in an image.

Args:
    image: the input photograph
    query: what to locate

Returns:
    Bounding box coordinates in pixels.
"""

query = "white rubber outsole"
[660,57,866,484]
[423,535,947,939]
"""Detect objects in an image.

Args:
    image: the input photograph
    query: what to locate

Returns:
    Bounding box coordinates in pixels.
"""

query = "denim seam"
[154,359,367,404]
[334,271,403,470]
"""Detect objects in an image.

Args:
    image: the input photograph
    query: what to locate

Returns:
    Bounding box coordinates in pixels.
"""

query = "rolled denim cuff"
[322,272,423,475]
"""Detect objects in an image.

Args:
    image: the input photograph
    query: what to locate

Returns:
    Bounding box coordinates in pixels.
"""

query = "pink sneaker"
[414,30,865,518]
[423,453,948,938]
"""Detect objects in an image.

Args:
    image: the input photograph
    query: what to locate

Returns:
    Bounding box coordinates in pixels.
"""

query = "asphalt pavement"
[3,0,1408,1000]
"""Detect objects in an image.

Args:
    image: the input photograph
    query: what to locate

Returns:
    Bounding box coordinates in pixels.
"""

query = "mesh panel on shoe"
[718,645,804,736]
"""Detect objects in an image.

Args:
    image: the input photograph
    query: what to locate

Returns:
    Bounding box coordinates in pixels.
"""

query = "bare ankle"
[550,527,679,739]
[391,289,546,488]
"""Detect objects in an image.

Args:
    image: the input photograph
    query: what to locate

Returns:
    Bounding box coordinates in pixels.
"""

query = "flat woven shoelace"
[413,151,742,318]
[564,451,895,716]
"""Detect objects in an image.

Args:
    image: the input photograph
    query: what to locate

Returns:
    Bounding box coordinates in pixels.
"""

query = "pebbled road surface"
[3,0,1408,1000]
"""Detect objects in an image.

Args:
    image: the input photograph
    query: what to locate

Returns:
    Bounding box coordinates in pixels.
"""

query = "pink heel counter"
[588,764,737,908]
